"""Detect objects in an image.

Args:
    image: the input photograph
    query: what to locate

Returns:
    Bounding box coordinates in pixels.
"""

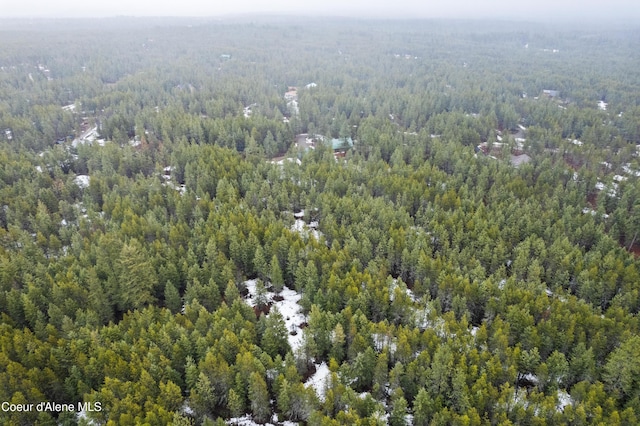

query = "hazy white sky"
[1,0,639,21]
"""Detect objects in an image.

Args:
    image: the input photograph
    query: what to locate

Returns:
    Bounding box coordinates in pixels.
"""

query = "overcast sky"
[1,0,639,21]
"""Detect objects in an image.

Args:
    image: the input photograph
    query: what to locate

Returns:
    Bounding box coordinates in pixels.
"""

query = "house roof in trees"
[329,137,353,151]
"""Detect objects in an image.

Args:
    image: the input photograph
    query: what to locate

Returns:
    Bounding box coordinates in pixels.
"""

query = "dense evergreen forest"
[1,16,640,425]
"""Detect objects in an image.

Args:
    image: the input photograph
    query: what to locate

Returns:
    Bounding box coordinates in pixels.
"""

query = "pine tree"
[164,280,181,313]
[261,306,290,358]
[413,388,433,426]
[227,388,244,418]
[254,245,268,281]
[389,389,408,426]
[224,280,240,305]
[248,372,270,423]
[118,239,157,312]
[270,254,284,293]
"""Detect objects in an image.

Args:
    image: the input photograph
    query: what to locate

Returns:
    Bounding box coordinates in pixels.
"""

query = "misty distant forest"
[1,17,640,425]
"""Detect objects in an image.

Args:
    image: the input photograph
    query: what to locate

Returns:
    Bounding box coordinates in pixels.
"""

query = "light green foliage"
[118,239,157,311]
[261,306,290,358]
[248,372,271,423]
[604,336,640,404]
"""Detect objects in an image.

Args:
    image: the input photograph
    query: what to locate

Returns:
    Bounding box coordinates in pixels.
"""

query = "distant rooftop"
[330,137,353,151]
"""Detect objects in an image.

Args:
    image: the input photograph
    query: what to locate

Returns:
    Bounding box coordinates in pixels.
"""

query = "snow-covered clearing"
[372,333,397,353]
[243,280,306,353]
[557,390,572,411]
[160,166,186,195]
[623,164,640,177]
[242,279,333,403]
[72,126,99,147]
[270,157,302,166]
[77,409,97,425]
[227,414,298,426]
[290,210,322,241]
[74,175,90,189]
[305,362,330,402]
[389,278,416,302]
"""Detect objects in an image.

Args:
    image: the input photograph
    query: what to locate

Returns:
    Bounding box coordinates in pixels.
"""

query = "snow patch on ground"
[244,281,307,352]
[557,390,572,411]
[623,165,640,177]
[595,181,618,197]
[227,415,298,426]
[74,175,90,188]
[389,278,416,302]
[227,415,262,426]
[290,210,322,241]
[244,278,260,306]
[372,333,397,353]
[305,362,330,401]
[166,181,187,195]
[77,409,97,425]
[160,166,186,195]
[292,219,306,233]
[288,100,299,115]
[278,287,306,352]
[270,157,302,166]
[243,103,257,118]
[72,126,98,147]
[182,402,194,415]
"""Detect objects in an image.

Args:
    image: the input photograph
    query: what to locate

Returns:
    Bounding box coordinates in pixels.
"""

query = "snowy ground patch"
[166,181,187,195]
[557,390,572,411]
[305,362,330,402]
[77,408,97,425]
[291,210,322,241]
[74,175,90,189]
[372,333,397,353]
[160,166,187,195]
[72,126,99,147]
[389,278,416,302]
[270,157,302,166]
[277,286,307,352]
[243,280,307,353]
[227,415,298,426]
